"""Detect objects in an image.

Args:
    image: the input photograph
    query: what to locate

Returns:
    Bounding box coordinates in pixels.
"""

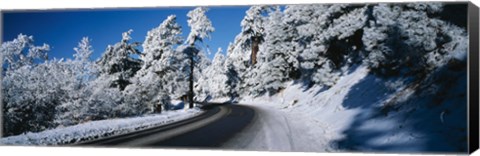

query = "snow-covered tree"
[1,34,49,72]
[3,61,63,135]
[223,6,275,97]
[75,73,125,120]
[1,35,53,135]
[141,15,183,67]
[71,37,95,86]
[96,29,142,91]
[296,4,364,87]
[186,7,215,46]
[182,7,215,108]
[192,50,212,101]
[283,3,465,82]
[223,43,243,100]
[241,5,272,65]
[250,8,291,95]
[196,48,228,99]
[56,30,143,121]
[362,3,467,75]
[224,36,251,97]
[193,49,212,81]
[54,37,99,126]
[124,15,184,114]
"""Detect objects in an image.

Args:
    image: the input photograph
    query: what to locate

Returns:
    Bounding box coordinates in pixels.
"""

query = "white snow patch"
[208,97,231,103]
[0,108,203,145]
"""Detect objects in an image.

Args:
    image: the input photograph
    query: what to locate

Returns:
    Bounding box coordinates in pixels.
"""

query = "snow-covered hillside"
[0,108,202,145]
[228,64,467,153]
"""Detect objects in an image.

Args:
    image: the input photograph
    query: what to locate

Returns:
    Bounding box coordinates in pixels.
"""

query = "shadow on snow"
[330,65,468,153]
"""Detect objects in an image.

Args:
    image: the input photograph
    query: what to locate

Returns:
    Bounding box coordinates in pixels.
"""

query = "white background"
[0,0,478,156]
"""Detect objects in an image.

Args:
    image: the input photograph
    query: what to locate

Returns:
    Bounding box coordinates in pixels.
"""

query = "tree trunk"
[189,54,194,109]
[251,36,259,65]
[154,103,162,113]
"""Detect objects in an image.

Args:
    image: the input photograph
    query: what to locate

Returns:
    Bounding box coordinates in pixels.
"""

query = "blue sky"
[2,6,249,60]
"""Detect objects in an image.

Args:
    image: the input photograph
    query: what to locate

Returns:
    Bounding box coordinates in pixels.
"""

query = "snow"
[222,66,369,151]
[223,65,467,153]
[186,7,215,46]
[0,108,203,145]
[222,99,331,152]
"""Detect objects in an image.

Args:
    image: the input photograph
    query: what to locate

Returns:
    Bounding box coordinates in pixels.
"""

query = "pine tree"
[224,43,242,101]
[251,7,290,95]
[241,5,272,65]
[362,3,467,75]
[225,6,274,97]
[124,15,184,114]
[72,37,95,87]
[55,37,97,126]
[196,48,228,99]
[299,4,365,87]
[83,30,143,118]
[182,7,215,108]
[96,29,142,91]
[224,36,250,97]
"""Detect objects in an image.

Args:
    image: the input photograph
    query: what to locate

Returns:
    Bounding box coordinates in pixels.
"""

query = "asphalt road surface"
[76,103,255,148]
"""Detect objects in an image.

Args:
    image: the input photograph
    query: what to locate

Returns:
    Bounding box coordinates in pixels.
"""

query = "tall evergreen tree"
[124,15,184,113]
[55,37,97,126]
[182,7,215,108]
[251,7,291,95]
[362,3,467,75]
[196,48,228,99]
[241,6,272,65]
[225,6,273,97]
[96,30,142,91]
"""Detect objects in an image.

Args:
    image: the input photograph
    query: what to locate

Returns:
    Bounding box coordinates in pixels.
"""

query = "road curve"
[76,104,255,148]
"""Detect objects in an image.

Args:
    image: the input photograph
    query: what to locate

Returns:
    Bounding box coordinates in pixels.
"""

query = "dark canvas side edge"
[468,1,480,154]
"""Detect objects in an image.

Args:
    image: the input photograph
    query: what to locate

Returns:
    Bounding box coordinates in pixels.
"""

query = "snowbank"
[235,65,467,153]
[0,108,203,145]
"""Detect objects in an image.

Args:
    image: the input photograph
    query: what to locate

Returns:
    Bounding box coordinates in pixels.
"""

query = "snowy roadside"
[221,102,332,152]
[221,66,370,152]
[0,108,203,146]
[223,65,467,153]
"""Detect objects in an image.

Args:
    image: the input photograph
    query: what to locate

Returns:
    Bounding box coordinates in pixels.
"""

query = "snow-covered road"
[221,103,331,152]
